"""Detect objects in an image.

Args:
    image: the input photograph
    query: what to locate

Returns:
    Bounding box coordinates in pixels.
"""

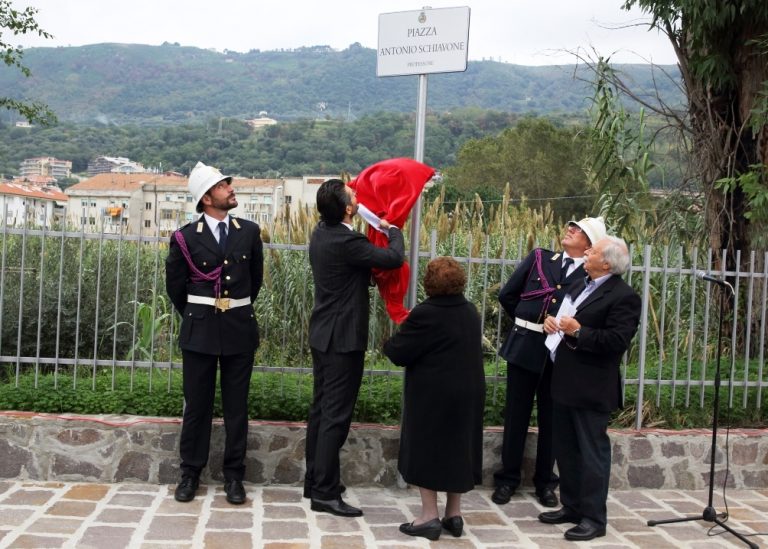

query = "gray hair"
[601,236,631,275]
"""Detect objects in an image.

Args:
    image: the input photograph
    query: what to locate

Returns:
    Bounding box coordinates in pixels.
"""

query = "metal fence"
[1,219,766,428]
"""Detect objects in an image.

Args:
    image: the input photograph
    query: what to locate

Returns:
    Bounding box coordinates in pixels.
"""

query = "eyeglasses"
[567,223,583,233]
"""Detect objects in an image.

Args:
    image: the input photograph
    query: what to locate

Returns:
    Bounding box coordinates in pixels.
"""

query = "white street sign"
[377,6,471,77]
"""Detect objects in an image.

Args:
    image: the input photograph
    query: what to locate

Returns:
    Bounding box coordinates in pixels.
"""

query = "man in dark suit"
[493,217,606,507]
[539,236,640,541]
[165,161,263,505]
[304,178,404,517]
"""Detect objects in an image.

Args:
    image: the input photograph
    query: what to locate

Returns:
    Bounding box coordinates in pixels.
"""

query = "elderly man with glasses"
[492,216,606,508]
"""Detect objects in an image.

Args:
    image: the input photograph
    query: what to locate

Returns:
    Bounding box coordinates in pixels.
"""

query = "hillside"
[1,43,683,125]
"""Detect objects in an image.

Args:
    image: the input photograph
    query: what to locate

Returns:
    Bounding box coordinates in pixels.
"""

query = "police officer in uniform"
[492,217,606,508]
[166,161,263,505]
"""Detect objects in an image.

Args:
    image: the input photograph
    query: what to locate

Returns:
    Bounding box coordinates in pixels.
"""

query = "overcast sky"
[13,0,676,66]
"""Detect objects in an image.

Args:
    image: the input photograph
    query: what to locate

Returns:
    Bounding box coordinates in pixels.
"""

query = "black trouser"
[304,348,364,500]
[552,402,612,528]
[493,359,558,491]
[179,349,254,481]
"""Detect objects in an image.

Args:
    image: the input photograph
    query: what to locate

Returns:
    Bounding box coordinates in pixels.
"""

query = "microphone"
[696,271,727,286]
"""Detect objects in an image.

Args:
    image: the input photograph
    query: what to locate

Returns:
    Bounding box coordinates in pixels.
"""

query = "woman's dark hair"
[316,178,349,224]
[424,256,466,297]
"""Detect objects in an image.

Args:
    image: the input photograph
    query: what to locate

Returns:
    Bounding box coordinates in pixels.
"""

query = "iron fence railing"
[1,218,766,427]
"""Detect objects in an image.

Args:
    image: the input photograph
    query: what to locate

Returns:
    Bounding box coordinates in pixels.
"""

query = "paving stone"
[0,482,13,495]
[203,531,253,548]
[210,494,255,509]
[7,534,68,548]
[470,527,519,543]
[368,526,401,540]
[316,514,362,533]
[145,515,200,540]
[263,520,309,540]
[319,535,367,548]
[500,501,541,518]
[62,484,110,501]
[463,510,506,526]
[77,526,134,549]
[515,518,564,535]
[0,508,35,527]
[107,493,156,507]
[141,544,193,549]
[262,543,310,549]
[360,508,407,525]
[95,508,145,523]
[262,488,303,503]
[611,491,664,509]
[45,501,97,517]
[3,490,55,506]
[155,497,205,514]
[205,510,253,529]
[609,517,651,532]
[117,483,158,493]
[263,505,306,519]
[26,517,81,535]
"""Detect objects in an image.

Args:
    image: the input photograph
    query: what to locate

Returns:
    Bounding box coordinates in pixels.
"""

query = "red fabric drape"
[349,158,435,323]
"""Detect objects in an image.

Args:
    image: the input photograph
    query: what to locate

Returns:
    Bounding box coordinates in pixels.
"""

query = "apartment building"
[0,180,68,227]
[19,157,73,180]
[86,156,146,176]
[65,173,286,236]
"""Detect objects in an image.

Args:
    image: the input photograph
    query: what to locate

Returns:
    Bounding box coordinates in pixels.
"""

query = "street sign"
[377,6,471,77]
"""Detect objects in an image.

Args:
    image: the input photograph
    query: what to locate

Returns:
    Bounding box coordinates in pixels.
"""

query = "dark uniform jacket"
[308,221,404,354]
[498,248,583,373]
[551,275,641,412]
[165,215,263,356]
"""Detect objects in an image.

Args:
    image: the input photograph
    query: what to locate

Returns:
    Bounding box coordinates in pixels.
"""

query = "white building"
[0,181,68,227]
[65,173,287,236]
[19,157,73,180]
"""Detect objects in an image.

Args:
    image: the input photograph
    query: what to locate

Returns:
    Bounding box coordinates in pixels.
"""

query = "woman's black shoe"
[399,518,442,540]
[441,515,463,537]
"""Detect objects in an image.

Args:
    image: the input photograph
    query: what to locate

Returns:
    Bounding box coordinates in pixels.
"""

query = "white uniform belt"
[515,317,544,333]
[187,294,250,311]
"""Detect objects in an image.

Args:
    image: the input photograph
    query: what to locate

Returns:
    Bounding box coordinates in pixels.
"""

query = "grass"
[1,361,765,429]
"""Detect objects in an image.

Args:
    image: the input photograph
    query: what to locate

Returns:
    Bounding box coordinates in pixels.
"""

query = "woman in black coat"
[383,256,486,541]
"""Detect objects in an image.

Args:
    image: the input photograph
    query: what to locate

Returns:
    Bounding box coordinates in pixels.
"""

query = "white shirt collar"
[203,213,228,241]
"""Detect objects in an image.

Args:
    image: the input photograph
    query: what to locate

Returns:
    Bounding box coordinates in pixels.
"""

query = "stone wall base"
[1,412,766,489]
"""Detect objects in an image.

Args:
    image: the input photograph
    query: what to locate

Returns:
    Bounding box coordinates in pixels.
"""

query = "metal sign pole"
[407,73,428,309]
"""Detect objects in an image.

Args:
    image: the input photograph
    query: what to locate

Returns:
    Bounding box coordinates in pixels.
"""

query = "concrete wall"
[1,412,766,489]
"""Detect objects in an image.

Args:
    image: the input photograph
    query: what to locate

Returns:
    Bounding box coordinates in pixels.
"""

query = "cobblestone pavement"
[0,480,766,548]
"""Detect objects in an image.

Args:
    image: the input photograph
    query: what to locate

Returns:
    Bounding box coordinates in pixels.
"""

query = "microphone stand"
[647,280,757,548]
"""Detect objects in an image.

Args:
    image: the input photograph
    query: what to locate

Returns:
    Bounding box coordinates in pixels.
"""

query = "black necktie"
[218,221,228,252]
[561,257,574,279]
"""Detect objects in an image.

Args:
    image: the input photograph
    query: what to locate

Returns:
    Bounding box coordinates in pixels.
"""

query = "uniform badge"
[196,222,204,233]
[551,253,561,261]
[231,218,241,230]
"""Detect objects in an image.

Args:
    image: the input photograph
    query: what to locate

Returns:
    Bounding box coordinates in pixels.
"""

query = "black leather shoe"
[564,521,606,541]
[399,518,442,541]
[310,497,363,517]
[491,484,515,504]
[535,487,559,507]
[538,507,581,524]
[224,480,246,505]
[174,476,199,502]
[441,515,463,537]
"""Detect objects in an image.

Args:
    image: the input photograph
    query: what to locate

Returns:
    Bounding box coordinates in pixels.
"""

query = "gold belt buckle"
[215,297,230,312]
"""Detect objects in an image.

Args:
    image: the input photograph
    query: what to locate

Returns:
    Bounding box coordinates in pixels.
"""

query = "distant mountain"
[1,43,683,125]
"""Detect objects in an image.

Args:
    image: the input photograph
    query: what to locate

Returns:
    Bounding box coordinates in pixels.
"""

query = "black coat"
[308,221,404,353]
[383,294,486,493]
[165,215,263,356]
[498,248,584,373]
[551,275,641,412]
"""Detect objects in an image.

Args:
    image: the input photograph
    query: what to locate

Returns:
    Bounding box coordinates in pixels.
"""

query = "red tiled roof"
[0,182,69,201]
[66,173,280,192]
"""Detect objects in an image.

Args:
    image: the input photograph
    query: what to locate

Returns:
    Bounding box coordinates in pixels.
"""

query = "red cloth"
[349,158,435,323]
